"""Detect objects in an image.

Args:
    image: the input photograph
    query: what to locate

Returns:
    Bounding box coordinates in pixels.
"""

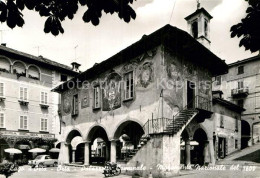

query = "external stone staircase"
[164,109,198,134]
[119,109,199,163]
[118,96,211,164]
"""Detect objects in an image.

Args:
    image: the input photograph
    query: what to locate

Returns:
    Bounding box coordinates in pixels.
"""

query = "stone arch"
[112,119,145,140]
[241,120,251,149]
[65,129,83,144]
[192,128,208,165]
[0,56,12,72]
[86,125,110,164]
[12,60,27,74]
[86,124,109,142]
[27,64,41,80]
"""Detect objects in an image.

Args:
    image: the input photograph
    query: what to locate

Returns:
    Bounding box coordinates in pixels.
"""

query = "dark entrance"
[192,128,208,165]
[187,81,195,108]
[241,120,251,149]
[218,137,226,159]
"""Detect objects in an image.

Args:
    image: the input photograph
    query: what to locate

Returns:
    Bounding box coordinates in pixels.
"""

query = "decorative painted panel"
[81,88,89,108]
[102,73,122,111]
[137,62,154,88]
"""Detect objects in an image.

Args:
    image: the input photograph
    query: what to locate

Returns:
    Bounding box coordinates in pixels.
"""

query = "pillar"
[110,140,117,163]
[203,141,210,165]
[185,139,191,166]
[208,139,215,165]
[58,142,69,164]
[105,143,109,161]
[72,150,76,163]
[84,142,90,166]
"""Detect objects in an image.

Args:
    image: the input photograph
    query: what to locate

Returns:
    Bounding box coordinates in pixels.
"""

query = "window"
[0,83,4,97]
[124,71,134,100]
[93,86,100,109]
[235,139,238,149]
[220,115,224,128]
[41,92,48,104]
[237,99,244,108]
[72,94,78,116]
[191,20,198,38]
[19,87,28,101]
[204,19,208,37]
[41,118,48,131]
[60,74,67,82]
[216,76,221,85]
[0,113,4,128]
[20,116,28,130]
[238,66,244,75]
[235,116,239,131]
[238,81,244,89]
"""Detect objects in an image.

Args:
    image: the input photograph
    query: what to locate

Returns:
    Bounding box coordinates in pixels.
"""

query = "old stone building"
[213,55,260,149]
[0,44,77,163]
[54,7,229,175]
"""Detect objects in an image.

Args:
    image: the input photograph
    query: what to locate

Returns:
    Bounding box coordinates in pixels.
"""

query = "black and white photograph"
[0,0,260,177]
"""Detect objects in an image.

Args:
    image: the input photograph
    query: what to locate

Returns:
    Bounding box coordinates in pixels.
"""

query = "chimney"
[71,62,81,72]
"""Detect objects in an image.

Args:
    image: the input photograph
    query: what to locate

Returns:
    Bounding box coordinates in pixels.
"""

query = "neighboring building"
[0,44,77,163]
[180,91,244,164]
[53,7,228,176]
[213,55,260,149]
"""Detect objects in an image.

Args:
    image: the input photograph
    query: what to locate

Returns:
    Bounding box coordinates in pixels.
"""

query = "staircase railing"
[142,95,211,136]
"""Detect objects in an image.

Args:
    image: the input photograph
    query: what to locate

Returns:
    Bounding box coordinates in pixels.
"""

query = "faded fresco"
[137,62,154,88]
[81,88,89,108]
[102,72,122,111]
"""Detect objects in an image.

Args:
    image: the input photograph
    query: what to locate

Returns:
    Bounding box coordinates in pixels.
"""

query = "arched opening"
[12,61,26,77]
[241,120,251,149]
[14,141,32,165]
[87,126,109,165]
[192,128,208,165]
[0,139,10,162]
[191,20,198,38]
[113,121,144,162]
[28,65,40,80]
[0,57,11,73]
[66,130,84,164]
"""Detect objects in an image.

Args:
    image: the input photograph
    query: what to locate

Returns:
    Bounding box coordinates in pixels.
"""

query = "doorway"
[218,137,226,159]
[187,81,195,108]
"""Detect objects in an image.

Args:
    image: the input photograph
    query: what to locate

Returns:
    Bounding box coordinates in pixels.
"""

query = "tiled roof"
[0,45,78,75]
[53,24,228,93]
[228,55,260,67]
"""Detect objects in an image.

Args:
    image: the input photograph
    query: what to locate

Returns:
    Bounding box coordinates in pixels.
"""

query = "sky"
[0,0,257,71]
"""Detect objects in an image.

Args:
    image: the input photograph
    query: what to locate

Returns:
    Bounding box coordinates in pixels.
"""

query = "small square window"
[216,76,221,85]
[60,74,68,82]
[238,66,244,75]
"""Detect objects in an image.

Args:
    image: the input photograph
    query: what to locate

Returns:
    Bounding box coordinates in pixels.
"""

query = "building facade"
[213,55,260,149]
[0,45,77,163]
[54,8,228,175]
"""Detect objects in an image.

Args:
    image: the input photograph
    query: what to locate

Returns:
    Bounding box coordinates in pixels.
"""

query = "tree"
[230,0,260,53]
[0,0,136,36]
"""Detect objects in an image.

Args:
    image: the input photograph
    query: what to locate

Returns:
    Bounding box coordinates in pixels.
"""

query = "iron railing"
[231,87,249,96]
[142,95,211,136]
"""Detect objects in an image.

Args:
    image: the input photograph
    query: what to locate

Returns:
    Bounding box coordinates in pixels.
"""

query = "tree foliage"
[0,0,136,36]
[230,0,260,53]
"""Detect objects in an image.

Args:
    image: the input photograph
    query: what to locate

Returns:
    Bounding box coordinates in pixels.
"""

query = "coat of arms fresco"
[102,73,122,111]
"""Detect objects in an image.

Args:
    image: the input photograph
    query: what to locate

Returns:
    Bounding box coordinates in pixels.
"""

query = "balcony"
[18,99,29,106]
[231,87,249,98]
[0,96,5,102]
[40,103,49,109]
